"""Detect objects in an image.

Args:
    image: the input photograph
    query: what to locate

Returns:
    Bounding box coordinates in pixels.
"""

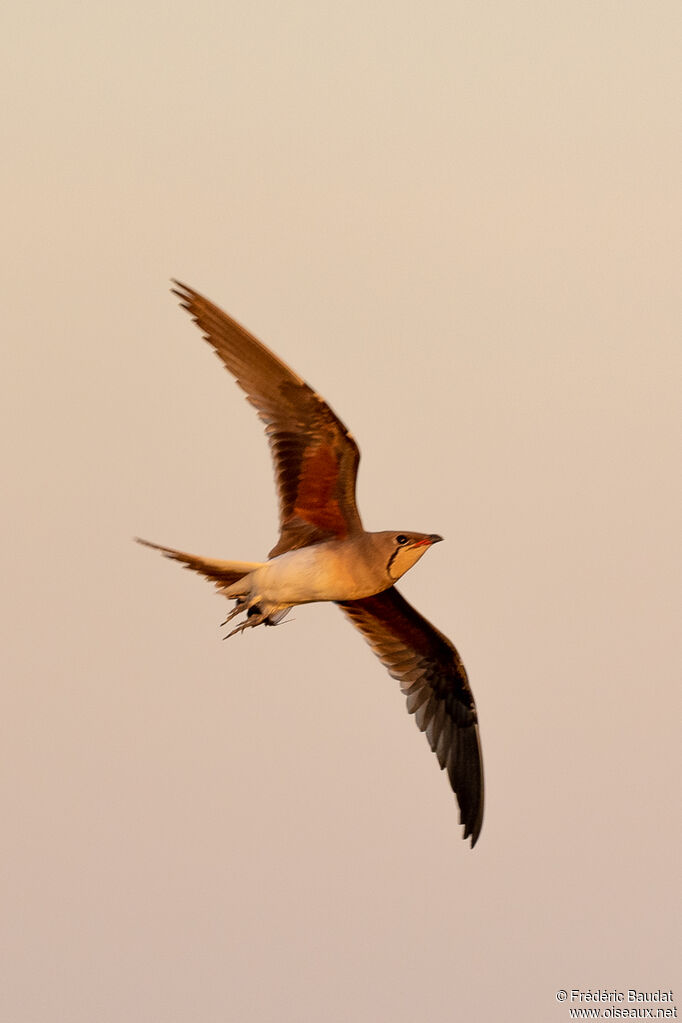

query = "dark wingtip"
[462,786,484,848]
[455,730,484,848]
[467,823,482,848]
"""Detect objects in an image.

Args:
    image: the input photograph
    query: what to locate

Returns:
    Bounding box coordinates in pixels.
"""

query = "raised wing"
[172,281,362,557]
[338,587,484,846]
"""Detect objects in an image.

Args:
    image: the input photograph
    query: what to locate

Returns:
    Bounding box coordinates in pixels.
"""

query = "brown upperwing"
[338,586,484,846]
[172,282,362,558]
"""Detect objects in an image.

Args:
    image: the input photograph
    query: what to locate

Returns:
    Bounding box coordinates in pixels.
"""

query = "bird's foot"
[224,607,269,639]
[221,600,292,639]
[220,600,247,627]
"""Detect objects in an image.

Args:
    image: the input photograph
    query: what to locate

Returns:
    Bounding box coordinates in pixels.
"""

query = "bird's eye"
[396,534,409,546]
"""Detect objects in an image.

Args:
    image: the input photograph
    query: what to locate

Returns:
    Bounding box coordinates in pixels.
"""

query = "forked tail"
[135,537,262,596]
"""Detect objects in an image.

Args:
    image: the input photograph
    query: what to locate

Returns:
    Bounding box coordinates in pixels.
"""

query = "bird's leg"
[220,597,269,639]
[221,599,290,639]
[224,608,269,639]
[220,600,246,627]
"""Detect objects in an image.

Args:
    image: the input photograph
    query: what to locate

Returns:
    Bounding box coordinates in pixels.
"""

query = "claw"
[220,600,291,639]
[225,612,268,639]
[220,600,246,627]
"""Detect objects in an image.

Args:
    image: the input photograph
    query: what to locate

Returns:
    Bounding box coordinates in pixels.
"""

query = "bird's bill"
[410,534,444,548]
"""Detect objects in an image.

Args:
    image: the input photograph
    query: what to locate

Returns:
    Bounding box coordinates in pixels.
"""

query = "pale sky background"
[2,2,680,1021]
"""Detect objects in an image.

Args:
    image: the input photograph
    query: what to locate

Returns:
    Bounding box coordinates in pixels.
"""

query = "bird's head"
[372,531,444,583]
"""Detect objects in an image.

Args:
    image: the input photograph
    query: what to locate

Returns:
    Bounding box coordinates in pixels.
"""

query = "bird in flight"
[138,282,484,846]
